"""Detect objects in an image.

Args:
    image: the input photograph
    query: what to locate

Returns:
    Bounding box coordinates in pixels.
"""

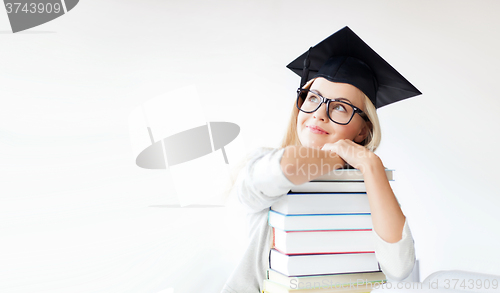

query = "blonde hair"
[280,77,382,152]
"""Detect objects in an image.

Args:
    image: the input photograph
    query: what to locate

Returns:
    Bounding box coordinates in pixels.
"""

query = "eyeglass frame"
[296,88,369,125]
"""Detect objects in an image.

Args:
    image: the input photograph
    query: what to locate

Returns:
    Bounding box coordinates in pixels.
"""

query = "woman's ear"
[354,121,371,144]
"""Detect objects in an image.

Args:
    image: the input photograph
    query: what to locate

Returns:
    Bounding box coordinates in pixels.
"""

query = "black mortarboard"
[287,26,421,108]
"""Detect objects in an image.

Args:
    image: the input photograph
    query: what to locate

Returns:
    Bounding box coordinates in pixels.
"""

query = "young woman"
[221,27,420,293]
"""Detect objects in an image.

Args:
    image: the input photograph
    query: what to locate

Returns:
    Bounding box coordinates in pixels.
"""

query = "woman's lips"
[307,125,329,134]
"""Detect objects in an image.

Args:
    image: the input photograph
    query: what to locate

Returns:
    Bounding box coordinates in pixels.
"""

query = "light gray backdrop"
[1,1,499,293]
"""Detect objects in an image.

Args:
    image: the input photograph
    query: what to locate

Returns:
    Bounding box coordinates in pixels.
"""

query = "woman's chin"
[299,135,329,149]
[302,141,326,149]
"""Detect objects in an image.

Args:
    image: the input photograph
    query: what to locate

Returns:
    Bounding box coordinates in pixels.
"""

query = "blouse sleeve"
[372,218,416,281]
[235,147,297,213]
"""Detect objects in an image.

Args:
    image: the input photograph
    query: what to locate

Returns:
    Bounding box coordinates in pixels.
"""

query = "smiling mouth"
[307,126,329,134]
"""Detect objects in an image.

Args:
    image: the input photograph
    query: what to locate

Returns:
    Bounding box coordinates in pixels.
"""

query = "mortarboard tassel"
[300,47,312,87]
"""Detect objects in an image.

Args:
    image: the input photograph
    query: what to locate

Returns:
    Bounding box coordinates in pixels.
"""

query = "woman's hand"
[321,139,381,174]
[280,146,346,185]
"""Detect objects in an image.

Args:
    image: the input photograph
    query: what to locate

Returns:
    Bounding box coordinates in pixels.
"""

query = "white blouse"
[221,147,415,293]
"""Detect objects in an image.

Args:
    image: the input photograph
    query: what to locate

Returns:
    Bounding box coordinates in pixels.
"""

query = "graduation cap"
[287,26,421,108]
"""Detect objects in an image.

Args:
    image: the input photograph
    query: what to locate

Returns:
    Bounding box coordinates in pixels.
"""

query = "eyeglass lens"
[299,90,354,124]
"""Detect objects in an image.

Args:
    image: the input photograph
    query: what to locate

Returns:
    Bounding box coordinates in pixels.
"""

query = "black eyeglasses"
[296,88,369,125]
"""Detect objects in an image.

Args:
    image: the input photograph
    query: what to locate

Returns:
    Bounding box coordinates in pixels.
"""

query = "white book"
[268,210,372,231]
[262,279,381,293]
[313,169,394,181]
[274,229,375,255]
[270,249,380,277]
[290,181,366,193]
[271,193,370,215]
[266,269,386,290]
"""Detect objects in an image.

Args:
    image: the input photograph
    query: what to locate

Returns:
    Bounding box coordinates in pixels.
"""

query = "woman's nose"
[312,103,329,121]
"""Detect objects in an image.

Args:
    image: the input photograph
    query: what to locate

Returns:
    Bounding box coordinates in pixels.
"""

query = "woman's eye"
[307,96,319,103]
[333,104,346,112]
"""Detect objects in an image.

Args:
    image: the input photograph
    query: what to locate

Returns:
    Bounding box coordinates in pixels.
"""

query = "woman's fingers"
[321,139,374,170]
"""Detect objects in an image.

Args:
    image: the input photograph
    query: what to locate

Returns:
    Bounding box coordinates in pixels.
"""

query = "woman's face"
[297,77,369,149]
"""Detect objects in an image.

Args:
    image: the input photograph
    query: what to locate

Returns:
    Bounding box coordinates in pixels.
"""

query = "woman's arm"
[319,139,406,243]
[280,145,346,185]
[363,155,415,280]
[363,156,406,243]
[234,147,298,213]
[235,145,344,213]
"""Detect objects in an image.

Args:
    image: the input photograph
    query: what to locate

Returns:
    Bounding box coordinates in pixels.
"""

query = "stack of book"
[262,169,394,293]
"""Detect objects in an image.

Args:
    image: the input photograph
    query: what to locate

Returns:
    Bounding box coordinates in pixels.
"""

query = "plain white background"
[1,1,500,292]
